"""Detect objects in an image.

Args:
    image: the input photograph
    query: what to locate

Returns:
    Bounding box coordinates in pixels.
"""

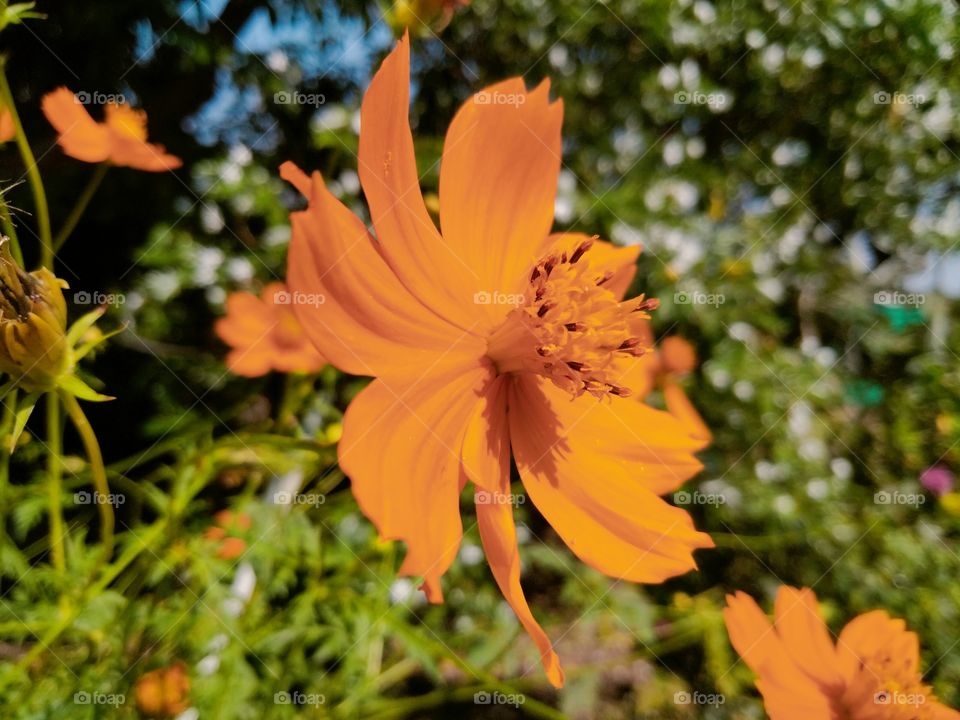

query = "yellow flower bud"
[939,492,960,516]
[388,0,468,34]
[0,245,70,392]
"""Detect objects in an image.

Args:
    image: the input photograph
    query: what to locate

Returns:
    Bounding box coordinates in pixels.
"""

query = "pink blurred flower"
[921,465,954,497]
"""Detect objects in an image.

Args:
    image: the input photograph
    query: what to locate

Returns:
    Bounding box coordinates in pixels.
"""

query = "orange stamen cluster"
[486,238,656,399]
[837,646,936,719]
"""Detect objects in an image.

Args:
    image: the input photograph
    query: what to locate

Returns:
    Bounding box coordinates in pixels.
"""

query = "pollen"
[486,238,656,399]
[837,646,936,719]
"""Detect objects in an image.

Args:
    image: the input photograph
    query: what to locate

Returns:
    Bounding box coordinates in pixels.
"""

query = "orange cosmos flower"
[215,282,326,377]
[134,662,191,718]
[624,333,712,444]
[0,104,14,143]
[41,87,181,171]
[724,586,960,720]
[281,33,712,687]
[203,510,252,560]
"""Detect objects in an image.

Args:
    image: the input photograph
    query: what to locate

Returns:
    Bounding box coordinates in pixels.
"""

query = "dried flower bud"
[0,242,69,391]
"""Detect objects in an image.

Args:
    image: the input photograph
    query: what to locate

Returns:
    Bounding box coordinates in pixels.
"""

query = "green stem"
[356,684,567,720]
[710,531,808,550]
[45,392,65,576]
[60,391,114,562]
[10,519,167,676]
[0,59,53,267]
[0,191,22,266]
[52,163,108,253]
[7,449,215,679]
[0,387,16,534]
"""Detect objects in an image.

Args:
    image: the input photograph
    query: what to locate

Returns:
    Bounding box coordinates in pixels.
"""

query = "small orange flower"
[0,104,14,144]
[203,510,252,560]
[40,87,181,171]
[134,662,191,718]
[281,34,712,687]
[623,334,712,444]
[215,282,325,377]
[724,586,960,719]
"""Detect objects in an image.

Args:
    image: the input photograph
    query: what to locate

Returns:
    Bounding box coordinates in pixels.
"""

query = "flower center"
[485,238,657,399]
[836,647,936,720]
[275,306,307,348]
[106,104,148,141]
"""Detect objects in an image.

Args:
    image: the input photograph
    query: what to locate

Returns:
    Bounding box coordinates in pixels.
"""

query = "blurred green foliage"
[0,0,959,717]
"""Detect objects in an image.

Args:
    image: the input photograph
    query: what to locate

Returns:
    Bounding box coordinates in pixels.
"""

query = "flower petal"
[772,587,843,691]
[357,33,480,331]
[224,347,273,377]
[283,162,484,378]
[836,610,917,685]
[930,703,960,720]
[723,591,834,720]
[0,107,14,143]
[438,78,563,326]
[339,363,494,601]
[104,103,148,141]
[477,491,565,688]
[662,379,712,445]
[108,136,182,171]
[214,292,273,347]
[41,87,110,163]
[461,374,510,493]
[509,376,712,582]
[517,374,706,495]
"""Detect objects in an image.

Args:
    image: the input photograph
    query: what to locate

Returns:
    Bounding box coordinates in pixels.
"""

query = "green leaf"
[7,391,38,453]
[65,308,106,348]
[57,374,113,402]
[11,491,46,540]
[382,612,442,682]
[0,3,44,32]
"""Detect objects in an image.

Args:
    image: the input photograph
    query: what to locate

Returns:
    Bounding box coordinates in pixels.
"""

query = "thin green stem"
[0,191,22,266]
[10,519,167,677]
[52,163,108,253]
[355,684,567,720]
[7,448,214,681]
[0,387,17,534]
[45,392,65,576]
[60,391,114,561]
[0,59,53,266]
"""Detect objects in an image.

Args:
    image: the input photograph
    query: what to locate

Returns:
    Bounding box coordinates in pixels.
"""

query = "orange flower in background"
[215,282,325,377]
[0,104,14,143]
[281,33,712,687]
[203,510,252,560]
[724,586,960,719]
[134,662,191,718]
[41,87,181,171]
[624,333,712,444]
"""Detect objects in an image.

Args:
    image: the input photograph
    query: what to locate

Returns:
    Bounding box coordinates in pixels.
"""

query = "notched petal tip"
[544,655,566,688]
[420,576,444,604]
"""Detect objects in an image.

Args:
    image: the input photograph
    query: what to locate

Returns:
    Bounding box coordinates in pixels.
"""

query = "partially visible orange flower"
[215,282,325,377]
[0,104,14,144]
[281,34,712,687]
[134,662,191,718]
[724,586,960,720]
[623,333,711,444]
[203,510,252,560]
[40,87,181,171]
